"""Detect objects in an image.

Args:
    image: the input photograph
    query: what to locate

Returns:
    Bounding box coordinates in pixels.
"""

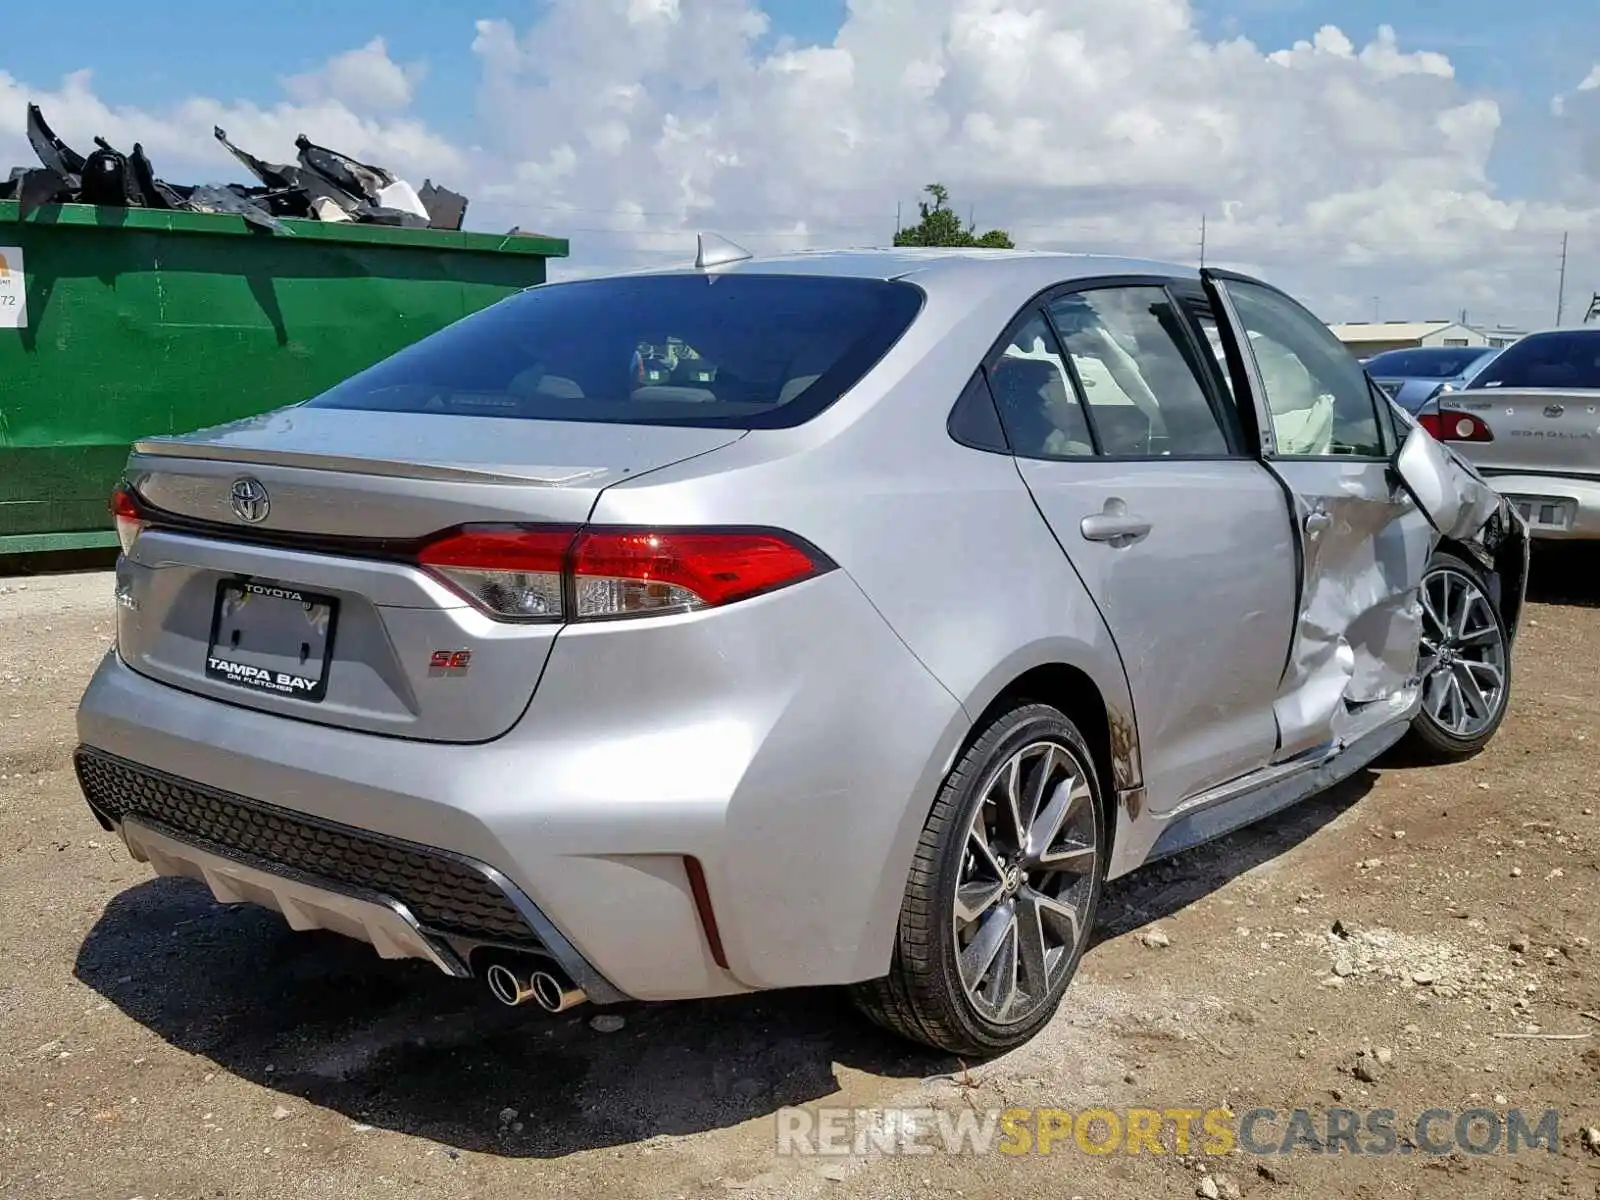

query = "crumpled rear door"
[1203,271,1456,758]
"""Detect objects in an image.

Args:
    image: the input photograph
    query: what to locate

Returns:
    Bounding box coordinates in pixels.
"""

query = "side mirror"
[1392,425,1500,541]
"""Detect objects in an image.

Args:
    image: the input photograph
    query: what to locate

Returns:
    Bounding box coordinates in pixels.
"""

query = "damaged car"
[74,247,1528,1056]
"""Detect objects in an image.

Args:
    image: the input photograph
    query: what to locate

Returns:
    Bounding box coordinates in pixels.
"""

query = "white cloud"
[281,37,426,114]
[0,53,465,190]
[3,3,1598,330]
[1553,62,1600,199]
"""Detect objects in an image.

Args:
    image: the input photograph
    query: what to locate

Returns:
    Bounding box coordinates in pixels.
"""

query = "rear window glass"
[1469,330,1600,391]
[303,273,925,429]
[1365,347,1491,379]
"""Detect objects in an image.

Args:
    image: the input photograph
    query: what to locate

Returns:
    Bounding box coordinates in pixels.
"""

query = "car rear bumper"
[74,744,619,996]
[1481,473,1600,540]
[74,569,968,1001]
[118,811,470,977]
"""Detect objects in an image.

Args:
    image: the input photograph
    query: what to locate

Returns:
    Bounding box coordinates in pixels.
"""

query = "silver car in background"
[1421,327,1600,539]
[75,248,1527,1056]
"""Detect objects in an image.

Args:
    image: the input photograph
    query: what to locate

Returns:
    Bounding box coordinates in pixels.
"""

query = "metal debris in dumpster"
[0,109,567,555]
[3,103,471,232]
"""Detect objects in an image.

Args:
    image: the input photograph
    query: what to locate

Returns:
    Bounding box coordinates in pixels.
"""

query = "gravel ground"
[1,552,1597,1199]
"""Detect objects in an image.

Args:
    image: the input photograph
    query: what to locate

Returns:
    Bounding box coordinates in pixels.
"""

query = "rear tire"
[1404,550,1512,762]
[852,703,1105,1057]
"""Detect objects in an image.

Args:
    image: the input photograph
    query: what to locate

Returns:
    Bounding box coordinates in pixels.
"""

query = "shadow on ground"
[0,547,118,578]
[74,878,941,1158]
[74,771,1379,1157]
[1094,770,1376,943]
[1527,543,1600,608]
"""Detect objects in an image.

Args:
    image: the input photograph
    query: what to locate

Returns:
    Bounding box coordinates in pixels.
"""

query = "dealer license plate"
[205,580,338,701]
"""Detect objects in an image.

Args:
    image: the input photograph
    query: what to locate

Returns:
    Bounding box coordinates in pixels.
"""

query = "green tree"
[894,183,1015,249]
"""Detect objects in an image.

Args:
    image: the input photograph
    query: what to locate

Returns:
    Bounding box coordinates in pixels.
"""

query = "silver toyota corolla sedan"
[1415,327,1600,540]
[75,246,1529,1056]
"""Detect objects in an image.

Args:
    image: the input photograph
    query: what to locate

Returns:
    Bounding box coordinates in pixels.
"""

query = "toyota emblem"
[229,477,270,524]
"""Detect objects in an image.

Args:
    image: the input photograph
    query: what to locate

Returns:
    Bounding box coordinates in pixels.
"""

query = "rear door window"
[986,311,1097,459]
[303,273,925,429]
[1046,287,1233,457]
[1468,330,1600,390]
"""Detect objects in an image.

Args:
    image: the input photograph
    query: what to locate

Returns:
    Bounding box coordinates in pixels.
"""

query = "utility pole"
[1199,213,1207,268]
[1556,232,1569,326]
[895,201,901,236]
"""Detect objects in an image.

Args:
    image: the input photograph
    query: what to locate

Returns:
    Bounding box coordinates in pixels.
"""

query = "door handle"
[1305,510,1332,536]
[1080,511,1153,543]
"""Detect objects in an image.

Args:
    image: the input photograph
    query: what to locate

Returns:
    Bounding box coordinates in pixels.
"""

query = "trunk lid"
[131,408,744,534]
[1441,388,1600,479]
[117,408,743,742]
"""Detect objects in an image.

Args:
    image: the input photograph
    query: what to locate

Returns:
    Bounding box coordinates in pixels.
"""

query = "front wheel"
[1404,550,1512,761]
[851,703,1105,1057]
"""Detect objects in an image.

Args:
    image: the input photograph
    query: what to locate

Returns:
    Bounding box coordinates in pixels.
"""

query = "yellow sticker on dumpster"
[0,247,24,329]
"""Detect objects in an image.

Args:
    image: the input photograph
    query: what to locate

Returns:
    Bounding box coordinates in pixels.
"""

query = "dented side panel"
[1200,271,1519,769]
[1266,461,1435,759]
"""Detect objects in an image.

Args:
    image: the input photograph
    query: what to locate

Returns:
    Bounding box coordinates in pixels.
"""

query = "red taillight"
[417,526,578,621]
[570,529,823,618]
[1418,410,1494,443]
[109,484,146,554]
[415,525,827,622]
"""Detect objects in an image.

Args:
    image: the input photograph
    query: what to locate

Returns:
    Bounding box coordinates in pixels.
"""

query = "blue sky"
[5,1,841,137]
[9,0,1595,199]
[1194,0,1600,200]
[9,0,1591,129]
[4,1,1597,327]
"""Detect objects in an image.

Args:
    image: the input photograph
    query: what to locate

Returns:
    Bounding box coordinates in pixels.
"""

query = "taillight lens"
[571,529,824,619]
[109,484,146,554]
[415,525,828,622]
[417,527,578,621]
[1418,410,1494,442]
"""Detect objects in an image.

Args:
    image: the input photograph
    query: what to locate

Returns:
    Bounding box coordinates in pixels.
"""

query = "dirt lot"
[1,551,1598,1200]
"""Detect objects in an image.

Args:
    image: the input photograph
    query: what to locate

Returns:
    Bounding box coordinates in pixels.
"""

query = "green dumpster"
[0,200,567,556]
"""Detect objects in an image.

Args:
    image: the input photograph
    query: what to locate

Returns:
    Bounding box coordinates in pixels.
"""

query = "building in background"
[1329,320,1489,357]
[1475,324,1529,348]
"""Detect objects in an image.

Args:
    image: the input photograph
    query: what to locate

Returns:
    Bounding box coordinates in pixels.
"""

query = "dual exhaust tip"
[484,959,587,1013]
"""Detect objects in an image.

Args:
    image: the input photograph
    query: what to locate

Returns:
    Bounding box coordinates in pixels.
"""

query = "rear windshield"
[1469,330,1600,391]
[303,273,925,429]
[1365,347,1491,379]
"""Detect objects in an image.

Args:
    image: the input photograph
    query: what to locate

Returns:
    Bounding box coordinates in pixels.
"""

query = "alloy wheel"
[1418,566,1507,739]
[953,740,1099,1025]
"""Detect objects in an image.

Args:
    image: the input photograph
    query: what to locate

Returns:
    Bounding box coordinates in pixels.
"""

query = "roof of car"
[1511,326,1600,339]
[624,246,1201,288]
[1368,345,1499,359]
